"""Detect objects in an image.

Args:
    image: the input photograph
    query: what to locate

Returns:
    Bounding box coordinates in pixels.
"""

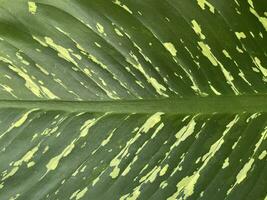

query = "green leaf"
[0,0,266,200]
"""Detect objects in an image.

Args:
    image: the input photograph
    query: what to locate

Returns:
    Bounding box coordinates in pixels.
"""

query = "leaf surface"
[0,0,266,200]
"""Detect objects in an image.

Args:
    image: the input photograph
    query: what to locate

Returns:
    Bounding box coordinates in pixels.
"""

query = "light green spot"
[115,28,124,36]
[113,0,133,14]
[235,32,246,39]
[198,42,217,66]
[236,159,254,184]
[164,42,177,57]
[45,37,78,66]
[222,49,232,59]
[197,0,215,13]
[253,57,267,77]
[28,2,37,15]
[191,20,206,40]
[222,158,229,169]
[259,150,267,160]
[159,164,169,176]
[96,23,105,34]
[250,8,267,31]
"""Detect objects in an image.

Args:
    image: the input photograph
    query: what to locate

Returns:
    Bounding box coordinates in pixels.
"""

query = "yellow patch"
[191,20,206,40]
[235,32,246,39]
[8,65,43,97]
[45,37,78,66]
[197,0,215,13]
[163,42,177,57]
[96,23,105,34]
[28,2,37,15]
[113,0,133,14]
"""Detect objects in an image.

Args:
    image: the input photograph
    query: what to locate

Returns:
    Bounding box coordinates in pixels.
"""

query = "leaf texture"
[0,0,266,200]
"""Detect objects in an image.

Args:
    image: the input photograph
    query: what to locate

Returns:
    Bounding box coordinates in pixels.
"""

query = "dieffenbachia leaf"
[0,0,266,199]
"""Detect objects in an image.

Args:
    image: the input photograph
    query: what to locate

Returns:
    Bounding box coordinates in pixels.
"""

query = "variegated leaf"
[0,0,266,200]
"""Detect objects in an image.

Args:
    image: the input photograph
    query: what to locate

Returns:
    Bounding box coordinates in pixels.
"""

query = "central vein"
[0,94,267,113]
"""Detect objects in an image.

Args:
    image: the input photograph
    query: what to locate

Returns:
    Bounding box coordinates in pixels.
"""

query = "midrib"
[0,94,267,113]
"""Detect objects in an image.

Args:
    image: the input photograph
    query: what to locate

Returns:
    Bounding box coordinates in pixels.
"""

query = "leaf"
[0,0,266,200]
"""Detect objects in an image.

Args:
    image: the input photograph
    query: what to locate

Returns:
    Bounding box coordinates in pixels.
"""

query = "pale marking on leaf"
[16,52,30,66]
[115,28,124,36]
[159,164,169,176]
[122,136,152,176]
[0,109,37,140]
[120,186,141,200]
[70,190,80,199]
[236,46,244,53]
[222,158,230,169]
[202,115,239,162]
[250,31,255,38]
[8,65,43,97]
[113,0,133,14]
[197,0,215,13]
[238,70,252,86]
[45,143,75,172]
[9,194,20,200]
[96,23,105,34]
[227,116,266,193]
[235,32,247,39]
[222,49,232,59]
[167,173,200,200]
[175,117,197,141]
[13,144,40,168]
[86,54,123,99]
[94,42,101,48]
[123,165,164,199]
[167,115,239,199]
[161,116,198,175]
[28,2,37,15]
[110,113,163,178]
[191,20,206,40]
[0,56,13,65]
[248,0,254,8]
[249,7,267,31]
[32,35,48,47]
[35,64,49,75]
[198,41,218,66]
[198,41,240,94]
[246,113,261,123]
[1,167,19,181]
[45,37,78,66]
[0,84,17,98]
[55,27,69,36]
[75,187,88,200]
[151,123,164,139]
[259,150,267,160]
[92,170,105,186]
[127,52,168,97]
[44,117,100,176]
[27,161,35,168]
[163,42,177,57]
[84,68,92,76]
[253,128,267,154]
[160,181,168,189]
[253,57,267,77]
[227,159,254,195]
[209,82,221,95]
[79,118,97,138]
[132,42,152,64]
[72,53,82,60]
[42,146,49,154]
[92,127,118,155]
[40,86,59,99]
[122,156,138,176]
